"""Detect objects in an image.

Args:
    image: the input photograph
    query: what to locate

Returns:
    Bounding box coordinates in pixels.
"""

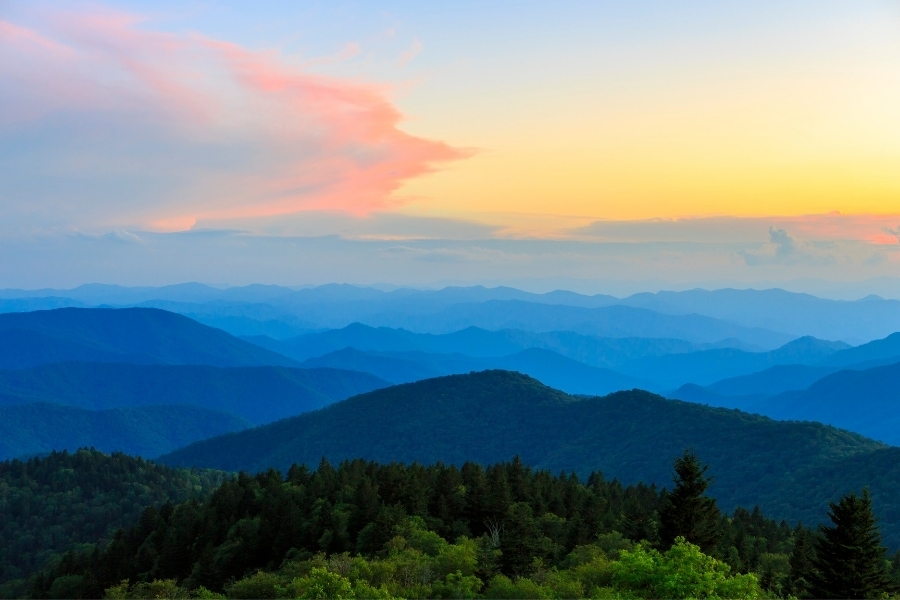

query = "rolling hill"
[0,362,388,425]
[0,403,250,460]
[160,370,899,537]
[0,307,298,369]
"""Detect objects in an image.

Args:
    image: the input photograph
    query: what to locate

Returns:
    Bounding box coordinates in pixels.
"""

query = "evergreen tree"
[810,489,892,599]
[786,524,817,598]
[658,450,721,553]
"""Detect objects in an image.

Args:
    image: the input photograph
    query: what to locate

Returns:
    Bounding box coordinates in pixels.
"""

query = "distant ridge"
[748,361,900,445]
[5,283,900,343]
[617,288,900,343]
[0,307,298,369]
[0,362,388,425]
[0,403,249,460]
[298,346,648,395]
[246,322,732,365]
[360,300,793,347]
[617,335,849,387]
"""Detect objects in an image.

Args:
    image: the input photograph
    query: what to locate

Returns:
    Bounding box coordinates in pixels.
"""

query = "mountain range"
[252,326,852,394]
[0,293,900,561]
[6,283,900,343]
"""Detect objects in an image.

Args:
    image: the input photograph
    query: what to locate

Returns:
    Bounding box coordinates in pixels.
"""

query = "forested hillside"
[0,449,225,585]
[160,370,900,544]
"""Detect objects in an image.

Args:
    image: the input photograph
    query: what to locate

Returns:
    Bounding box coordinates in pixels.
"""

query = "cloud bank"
[0,5,466,232]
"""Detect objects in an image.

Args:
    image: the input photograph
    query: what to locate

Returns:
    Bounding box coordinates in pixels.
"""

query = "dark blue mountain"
[670,364,840,404]
[0,362,387,425]
[705,364,838,396]
[747,361,900,445]
[0,307,297,369]
[492,348,648,395]
[0,403,249,460]
[820,332,900,368]
[667,383,767,410]
[300,348,443,384]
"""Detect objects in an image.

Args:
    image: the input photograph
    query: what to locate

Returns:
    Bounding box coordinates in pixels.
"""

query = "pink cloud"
[0,5,467,230]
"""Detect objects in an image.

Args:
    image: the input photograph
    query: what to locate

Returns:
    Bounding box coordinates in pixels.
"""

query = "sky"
[1,0,899,296]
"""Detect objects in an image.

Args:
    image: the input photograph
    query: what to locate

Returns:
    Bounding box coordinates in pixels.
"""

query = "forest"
[9,450,899,599]
[0,450,226,587]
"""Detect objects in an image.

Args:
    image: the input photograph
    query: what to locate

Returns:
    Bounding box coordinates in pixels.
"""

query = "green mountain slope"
[0,449,225,582]
[160,371,893,535]
[0,403,250,460]
[0,307,297,369]
[0,362,388,425]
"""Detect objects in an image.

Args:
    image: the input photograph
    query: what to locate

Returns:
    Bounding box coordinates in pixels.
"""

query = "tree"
[658,450,721,553]
[786,524,817,598]
[809,489,892,599]
[610,537,761,599]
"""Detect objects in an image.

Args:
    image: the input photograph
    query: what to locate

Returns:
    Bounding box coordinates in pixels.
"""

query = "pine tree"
[786,524,817,598]
[658,449,721,553]
[810,489,892,599]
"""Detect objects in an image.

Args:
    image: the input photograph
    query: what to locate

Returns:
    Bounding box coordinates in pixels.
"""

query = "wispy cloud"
[881,226,900,245]
[570,213,900,245]
[397,39,423,67]
[739,227,836,266]
[0,5,467,232]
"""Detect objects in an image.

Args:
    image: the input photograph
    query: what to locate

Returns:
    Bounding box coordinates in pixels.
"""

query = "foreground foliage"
[13,452,900,598]
[29,456,802,598]
[103,535,760,599]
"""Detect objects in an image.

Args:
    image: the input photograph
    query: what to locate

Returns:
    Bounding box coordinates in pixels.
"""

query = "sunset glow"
[2,0,899,291]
